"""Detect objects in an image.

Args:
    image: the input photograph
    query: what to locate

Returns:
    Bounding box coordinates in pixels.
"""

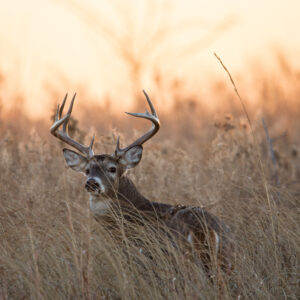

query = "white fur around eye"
[107,164,117,174]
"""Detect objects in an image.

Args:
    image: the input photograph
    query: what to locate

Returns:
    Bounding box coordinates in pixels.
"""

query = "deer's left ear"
[119,145,143,170]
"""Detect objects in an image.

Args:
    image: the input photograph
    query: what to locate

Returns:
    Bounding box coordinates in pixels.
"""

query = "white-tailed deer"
[50,91,234,275]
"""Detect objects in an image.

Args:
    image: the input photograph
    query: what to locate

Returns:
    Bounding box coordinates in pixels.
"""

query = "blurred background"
[1,1,300,110]
[0,0,300,143]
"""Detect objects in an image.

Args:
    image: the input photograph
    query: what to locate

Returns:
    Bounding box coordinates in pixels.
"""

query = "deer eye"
[85,169,90,175]
[108,167,116,173]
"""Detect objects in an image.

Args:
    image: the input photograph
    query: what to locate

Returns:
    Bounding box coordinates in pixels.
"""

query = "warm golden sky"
[0,0,300,118]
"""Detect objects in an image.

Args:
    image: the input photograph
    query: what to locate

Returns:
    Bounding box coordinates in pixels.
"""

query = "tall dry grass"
[0,62,300,299]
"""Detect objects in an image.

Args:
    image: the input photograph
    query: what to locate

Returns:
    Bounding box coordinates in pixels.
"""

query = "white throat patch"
[89,195,112,217]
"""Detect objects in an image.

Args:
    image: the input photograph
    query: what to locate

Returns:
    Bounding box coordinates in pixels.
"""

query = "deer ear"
[119,145,143,170]
[63,149,88,172]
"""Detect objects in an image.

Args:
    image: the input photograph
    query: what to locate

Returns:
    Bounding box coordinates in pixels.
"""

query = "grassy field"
[0,64,300,299]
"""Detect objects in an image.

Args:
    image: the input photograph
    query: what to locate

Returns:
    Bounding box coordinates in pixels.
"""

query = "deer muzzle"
[85,178,102,193]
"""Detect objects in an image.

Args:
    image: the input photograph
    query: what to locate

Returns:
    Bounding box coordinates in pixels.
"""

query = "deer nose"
[85,178,100,192]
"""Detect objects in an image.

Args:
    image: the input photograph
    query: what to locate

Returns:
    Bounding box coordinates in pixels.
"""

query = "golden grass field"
[0,60,300,299]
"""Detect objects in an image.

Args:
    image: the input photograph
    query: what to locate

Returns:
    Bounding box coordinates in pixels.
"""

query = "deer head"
[50,91,160,200]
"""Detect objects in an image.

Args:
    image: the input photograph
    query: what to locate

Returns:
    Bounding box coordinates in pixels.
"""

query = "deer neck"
[117,176,173,219]
[87,176,147,218]
[88,176,172,220]
[117,176,148,205]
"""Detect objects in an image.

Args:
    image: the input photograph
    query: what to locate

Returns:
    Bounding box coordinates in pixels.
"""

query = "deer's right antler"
[114,90,160,157]
[50,93,95,159]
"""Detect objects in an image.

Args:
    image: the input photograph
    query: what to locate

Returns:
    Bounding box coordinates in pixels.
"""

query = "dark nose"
[85,178,100,192]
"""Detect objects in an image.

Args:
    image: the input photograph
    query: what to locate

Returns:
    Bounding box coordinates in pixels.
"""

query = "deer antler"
[115,90,160,157]
[50,93,95,159]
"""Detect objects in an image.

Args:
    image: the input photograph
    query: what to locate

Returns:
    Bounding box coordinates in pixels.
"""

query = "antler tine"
[55,105,60,122]
[62,93,75,132]
[143,90,157,117]
[115,91,160,157]
[89,135,95,158]
[59,93,68,119]
[50,94,95,159]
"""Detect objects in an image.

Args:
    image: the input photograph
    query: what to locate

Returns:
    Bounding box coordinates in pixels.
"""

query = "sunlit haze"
[0,0,300,118]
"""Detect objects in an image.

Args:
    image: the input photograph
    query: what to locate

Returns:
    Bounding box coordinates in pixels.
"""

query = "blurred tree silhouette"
[53,0,235,109]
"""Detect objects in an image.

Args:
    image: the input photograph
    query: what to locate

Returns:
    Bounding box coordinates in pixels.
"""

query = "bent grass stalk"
[214,52,279,279]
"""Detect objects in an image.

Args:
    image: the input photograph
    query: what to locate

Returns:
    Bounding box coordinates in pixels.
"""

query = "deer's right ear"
[63,149,88,172]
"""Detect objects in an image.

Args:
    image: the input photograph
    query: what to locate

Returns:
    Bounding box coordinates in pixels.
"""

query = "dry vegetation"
[0,60,300,299]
